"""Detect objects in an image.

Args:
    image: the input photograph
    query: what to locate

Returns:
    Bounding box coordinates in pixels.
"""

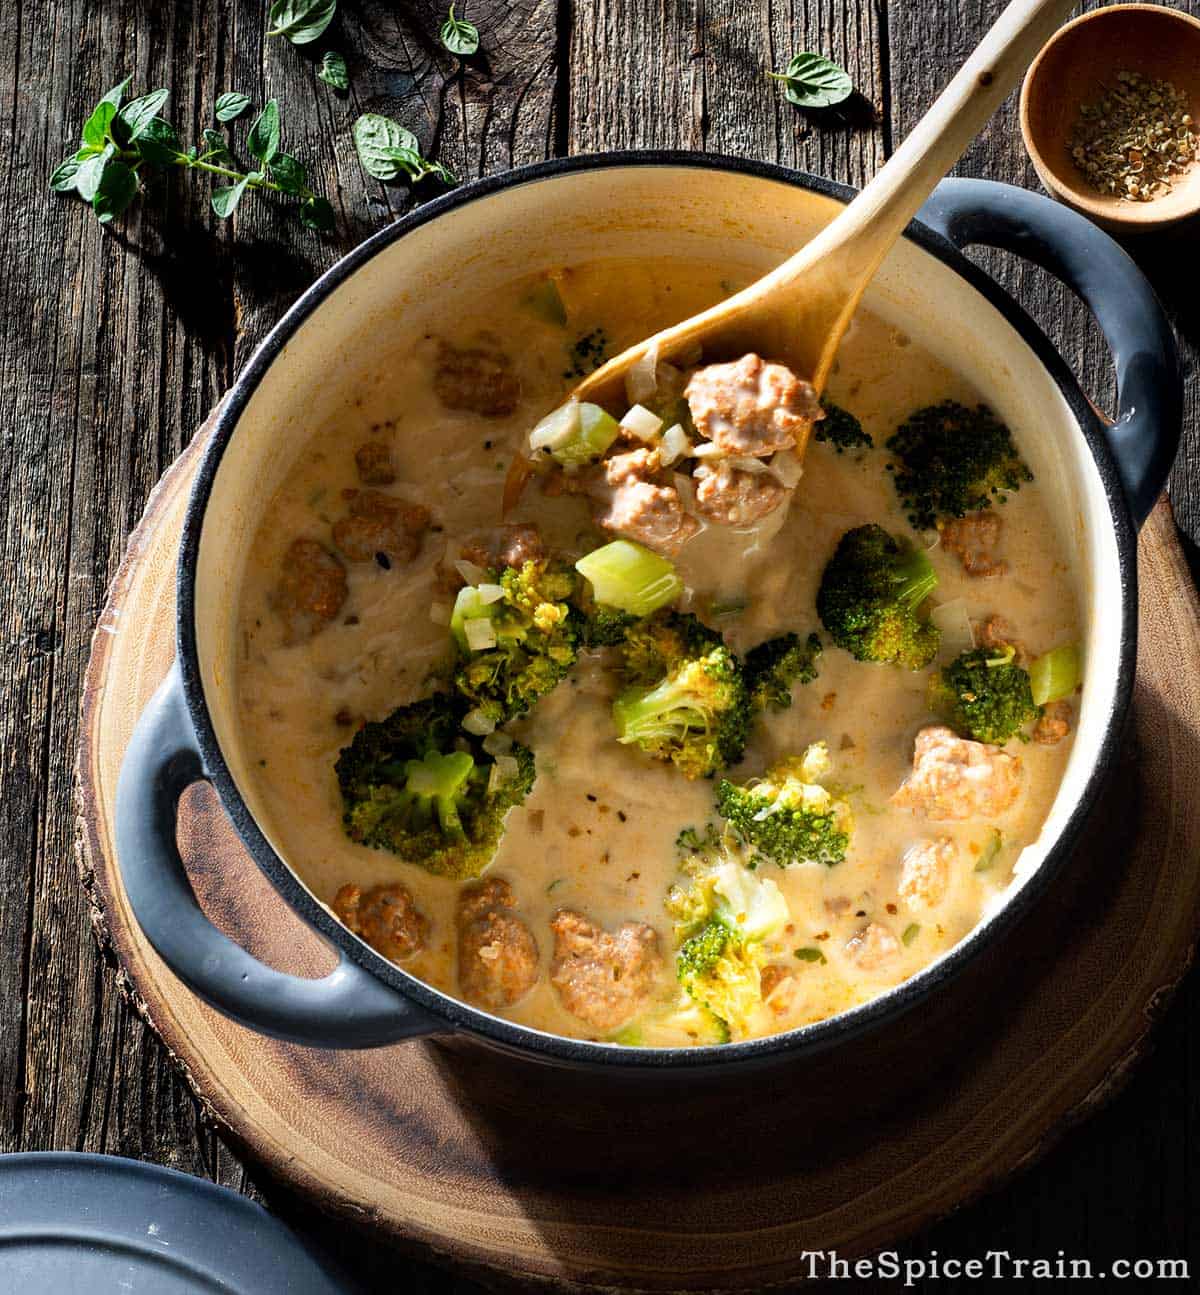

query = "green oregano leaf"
[352,113,454,184]
[270,153,307,194]
[247,99,281,164]
[267,0,338,45]
[199,128,232,163]
[81,100,117,149]
[769,52,854,110]
[440,4,480,57]
[74,144,115,202]
[794,947,827,964]
[318,51,349,91]
[92,160,139,224]
[352,113,418,178]
[300,195,335,231]
[136,116,182,163]
[49,157,83,192]
[211,173,253,218]
[215,91,252,122]
[117,89,170,142]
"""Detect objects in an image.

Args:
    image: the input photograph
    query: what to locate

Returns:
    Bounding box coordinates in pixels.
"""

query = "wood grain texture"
[77,423,1200,1290]
[0,0,1197,1288]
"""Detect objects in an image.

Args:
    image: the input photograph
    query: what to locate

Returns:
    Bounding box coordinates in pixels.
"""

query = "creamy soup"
[235,257,1079,1047]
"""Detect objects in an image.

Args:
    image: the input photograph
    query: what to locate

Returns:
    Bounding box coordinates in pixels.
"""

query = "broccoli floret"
[451,559,582,724]
[613,996,731,1047]
[815,400,872,453]
[618,611,725,684]
[744,631,822,711]
[676,919,767,1039]
[716,743,853,868]
[335,694,535,879]
[611,625,750,780]
[928,645,1040,744]
[816,524,940,670]
[581,606,639,648]
[886,401,1033,530]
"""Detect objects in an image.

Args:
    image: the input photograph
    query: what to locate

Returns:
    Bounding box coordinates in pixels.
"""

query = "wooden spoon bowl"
[1020,4,1200,233]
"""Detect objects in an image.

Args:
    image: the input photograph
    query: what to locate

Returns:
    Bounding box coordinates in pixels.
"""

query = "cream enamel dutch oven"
[115,156,1180,1073]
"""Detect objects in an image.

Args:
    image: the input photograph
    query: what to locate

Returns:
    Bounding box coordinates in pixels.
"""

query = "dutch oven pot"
[115,156,1180,1072]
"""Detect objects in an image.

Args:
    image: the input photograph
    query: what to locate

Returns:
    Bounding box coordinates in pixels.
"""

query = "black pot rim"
[178,151,1138,1070]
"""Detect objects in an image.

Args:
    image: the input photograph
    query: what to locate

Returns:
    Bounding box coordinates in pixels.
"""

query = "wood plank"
[0,0,554,1260]
[569,0,887,186]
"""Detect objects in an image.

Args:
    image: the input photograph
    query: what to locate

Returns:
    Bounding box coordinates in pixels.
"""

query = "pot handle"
[917,177,1181,527]
[114,664,445,1048]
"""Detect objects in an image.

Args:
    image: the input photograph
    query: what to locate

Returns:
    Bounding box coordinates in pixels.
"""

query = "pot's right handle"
[918,177,1181,527]
[115,665,445,1048]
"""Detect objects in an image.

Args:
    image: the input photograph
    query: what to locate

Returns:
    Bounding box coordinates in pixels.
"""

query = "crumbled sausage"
[596,478,700,555]
[941,511,1007,577]
[434,337,521,417]
[457,878,539,1011]
[271,539,347,643]
[892,725,1022,821]
[684,353,822,456]
[332,490,432,565]
[692,461,788,526]
[460,523,545,572]
[975,613,1029,666]
[898,837,956,909]
[333,883,428,961]
[355,441,396,486]
[548,909,662,1032]
[1033,700,1072,745]
[846,922,901,971]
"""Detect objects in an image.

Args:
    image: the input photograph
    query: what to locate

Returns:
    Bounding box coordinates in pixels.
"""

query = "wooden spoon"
[572,0,1075,411]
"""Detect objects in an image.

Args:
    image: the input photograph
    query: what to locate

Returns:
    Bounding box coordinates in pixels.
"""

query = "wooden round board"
[76,420,1200,1293]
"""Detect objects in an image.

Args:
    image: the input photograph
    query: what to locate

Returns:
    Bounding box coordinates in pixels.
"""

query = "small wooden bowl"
[1020,4,1200,232]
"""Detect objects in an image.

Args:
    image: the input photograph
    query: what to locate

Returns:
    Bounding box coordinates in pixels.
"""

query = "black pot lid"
[0,1153,357,1293]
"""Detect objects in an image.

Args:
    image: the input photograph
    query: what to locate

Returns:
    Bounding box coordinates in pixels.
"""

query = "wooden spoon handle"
[770,0,1077,385]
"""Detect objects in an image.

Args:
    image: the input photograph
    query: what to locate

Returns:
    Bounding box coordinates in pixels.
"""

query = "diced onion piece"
[551,402,621,468]
[659,423,692,468]
[454,559,488,587]
[482,731,514,757]
[476,582,506,605]
[575,539,683,616]
[624,344,660,405]
[487,753,520,794]
[769,448,804,489]
[462,708,496,736]
[428,601,451,625]
[691,440,722,459]
[529,399,580,453]
[931,599,975,656]
[726,456,771,475]
[450,585,493,648]
[1030,643,1081,705]
[619,404,663,441]
[463,617,498,651]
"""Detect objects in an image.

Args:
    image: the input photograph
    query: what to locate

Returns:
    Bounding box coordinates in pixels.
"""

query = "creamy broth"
[235,257,1078,1046]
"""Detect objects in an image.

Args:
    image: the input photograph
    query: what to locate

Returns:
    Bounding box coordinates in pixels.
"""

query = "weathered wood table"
[2,0,1197,1288]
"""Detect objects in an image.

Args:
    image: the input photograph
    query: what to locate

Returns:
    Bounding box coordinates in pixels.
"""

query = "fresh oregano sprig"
[440,5,480,57]
[49,78,334,231]
[769,52,854,109]
[352,113,455,185]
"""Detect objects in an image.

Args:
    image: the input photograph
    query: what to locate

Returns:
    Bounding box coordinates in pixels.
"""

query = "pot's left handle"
[115,665,445,1048]
[918,177,1181,527]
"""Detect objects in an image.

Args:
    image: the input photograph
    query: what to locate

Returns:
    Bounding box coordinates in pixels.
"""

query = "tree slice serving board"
[76,420,1200,1293]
